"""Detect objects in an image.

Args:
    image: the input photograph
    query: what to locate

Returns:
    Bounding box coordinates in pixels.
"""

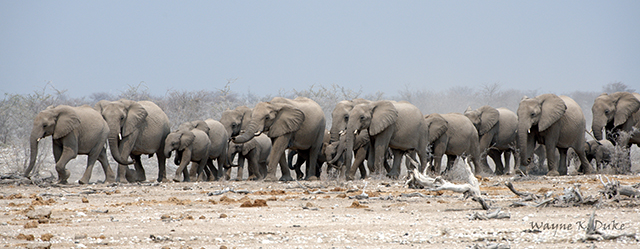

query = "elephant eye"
[530,112,535,117]
[360,115,365,120]
[604,109,610,114]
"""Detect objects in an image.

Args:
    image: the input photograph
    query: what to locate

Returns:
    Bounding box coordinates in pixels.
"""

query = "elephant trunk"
[342,132,355,172]
[24,132,41,177]
[233,121,259,143]
[328,141,345,164]
[591,118,605,141]
[108,136,134,165]
[164,145,172,159]
[517,123,533,166]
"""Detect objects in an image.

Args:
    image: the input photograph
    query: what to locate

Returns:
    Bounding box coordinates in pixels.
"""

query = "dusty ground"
[1,171,640,249]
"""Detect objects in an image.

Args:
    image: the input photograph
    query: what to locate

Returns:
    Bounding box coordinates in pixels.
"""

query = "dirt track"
[1,173,640,249]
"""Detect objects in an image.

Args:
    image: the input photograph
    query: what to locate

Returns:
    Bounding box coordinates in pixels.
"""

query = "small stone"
[74,234,87,240]
[219,213,228,218]
[24,221,38,228]
[41,233,54,241]
[199,215,206,219]
[161,214,171,220]
[220,246,228,249]
[81,197,89,203]
[17,233,35,241]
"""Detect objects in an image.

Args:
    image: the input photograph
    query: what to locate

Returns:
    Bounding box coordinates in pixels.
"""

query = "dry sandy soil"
[1,170,640,249]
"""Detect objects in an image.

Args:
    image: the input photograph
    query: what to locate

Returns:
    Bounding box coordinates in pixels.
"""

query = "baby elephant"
[227,133,271,180]
[585,139,614,171]
[164,123,212,182]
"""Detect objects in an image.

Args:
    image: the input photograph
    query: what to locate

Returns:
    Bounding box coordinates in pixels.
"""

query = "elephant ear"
[425,114,448,144]
[369,101,398,136]
[611,92,640,127]
[179,131,196,151]
[53,106,81,140]
[120,100,148,137]
[193,120,210,134]
[268,103,305,138]
[478,106,499,136]
[538,94,566,132]
[94,100,110,113]
[241,139,257,156]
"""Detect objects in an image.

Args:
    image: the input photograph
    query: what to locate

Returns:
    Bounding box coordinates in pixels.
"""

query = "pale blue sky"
[1,1,638,97]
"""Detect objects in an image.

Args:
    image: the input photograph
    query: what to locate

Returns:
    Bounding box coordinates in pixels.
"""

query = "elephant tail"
[287,150,298,170]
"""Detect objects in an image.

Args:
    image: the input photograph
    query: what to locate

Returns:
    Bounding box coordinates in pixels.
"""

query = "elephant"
[220,105,253,138]
[591,92,640,169]
[423,113,485,175]
[175,119,230,181]
[330,100,428,179]
[464,106,518,175]
[227,133,271,180]
[517,94,594,176]
[25,105,115,184]
[287,130,331,180]
[95,99,171,183]
[164,124,211,182]
[232,97,326,181]
[585,139,614,171]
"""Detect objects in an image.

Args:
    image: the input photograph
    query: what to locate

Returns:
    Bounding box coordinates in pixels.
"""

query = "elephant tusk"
[254,131,262,136]
[527,129,530,134]
[354,129,359,135]
[118,133,122,140]
[37,138,41,142]
[339,130,345,136]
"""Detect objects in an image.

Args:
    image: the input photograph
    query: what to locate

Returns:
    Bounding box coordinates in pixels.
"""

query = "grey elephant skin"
[591,92,640,168]
[233,97,326,181]
[517,94,593,176]
[326,99,375,180]
[585,139,614,171]
[95,99,171,182]
[423,113,485,175]
[287,129,330,180]
[464,106,517,175]
[220,105,253,138]
[25,105,114,184]
[164,123,211,182]
[167,119,229,181]
[228,133,271,180]
[333,100,428,178]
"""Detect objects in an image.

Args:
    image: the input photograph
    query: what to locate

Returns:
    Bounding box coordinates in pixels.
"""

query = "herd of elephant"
[23,91,640,184]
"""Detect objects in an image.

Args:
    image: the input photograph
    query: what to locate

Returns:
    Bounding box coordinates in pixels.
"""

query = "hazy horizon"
[2,1,639,98]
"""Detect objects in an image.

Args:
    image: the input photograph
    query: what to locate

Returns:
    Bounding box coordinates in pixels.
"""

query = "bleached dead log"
[598,175,640,199]
[467,208,510,220]
[406,158,490,210]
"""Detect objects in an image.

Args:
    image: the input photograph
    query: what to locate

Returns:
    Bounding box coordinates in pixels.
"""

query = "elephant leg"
[236,155,245,181]
[503,150,513,175]
[130,154,146,182]
[306,147,321,181]
[387,149,404,179]
[55,143,77,184]
[174,150,192,182]
[557,148,568,176]
[79,149,102,184]
[189,161,199,180]
[372,130,393,177]
[156,151,168,182]
[349,147,367,180]
[278,151,294,181]
[264,135,293,182]
[445,154,457,173]
[98,148,115,183]
[488,149,504,175]
[195,160,209,181]
[545,144,560,176]
[207,159,219,181]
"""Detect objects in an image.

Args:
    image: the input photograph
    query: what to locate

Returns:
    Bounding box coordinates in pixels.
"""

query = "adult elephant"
[517,94,594,176]
[220,106,253,138]
[423,113,485,175]
[464,106,517,175]
[25,105,114,184]
[95,99,171,182]
[591,92,640,168]
[232,97,326,181]
[164,123,211,182]
[228,133,271,180]
[331,100,427,178]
